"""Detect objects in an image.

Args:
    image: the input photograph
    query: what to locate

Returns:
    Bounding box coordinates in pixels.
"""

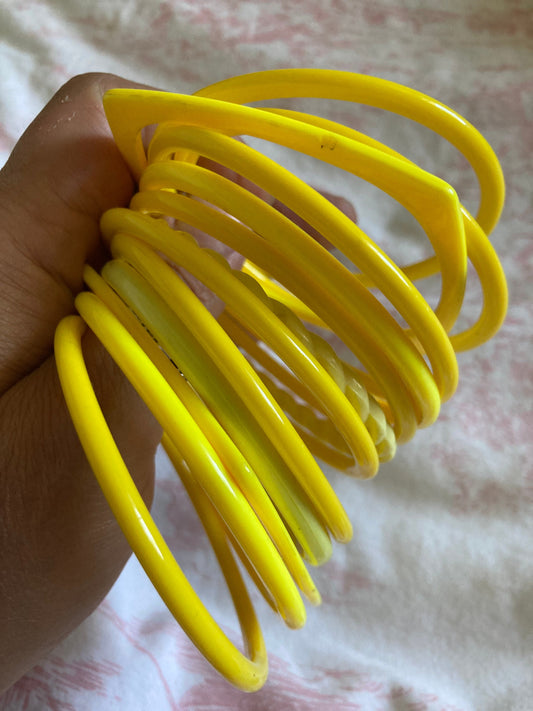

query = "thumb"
[0,72,146,392]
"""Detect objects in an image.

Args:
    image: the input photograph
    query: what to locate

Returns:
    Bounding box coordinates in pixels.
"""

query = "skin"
[0,73,356,694]
[0,73,163,693]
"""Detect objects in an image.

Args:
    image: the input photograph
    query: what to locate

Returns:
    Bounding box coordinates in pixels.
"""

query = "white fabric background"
[0,1,532,709]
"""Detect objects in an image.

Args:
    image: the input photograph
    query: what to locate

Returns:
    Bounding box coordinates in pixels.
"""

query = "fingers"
[271,189,358,251]
[172,152,357,316]
[190,154,357,255]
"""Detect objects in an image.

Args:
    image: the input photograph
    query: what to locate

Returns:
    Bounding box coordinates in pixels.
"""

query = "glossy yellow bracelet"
[54,69,507,691]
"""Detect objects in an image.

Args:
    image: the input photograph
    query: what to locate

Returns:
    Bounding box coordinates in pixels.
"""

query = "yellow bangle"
[54,315,268,691]
[54,69,507,691]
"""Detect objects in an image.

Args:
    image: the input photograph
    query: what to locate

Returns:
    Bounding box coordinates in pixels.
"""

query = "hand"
[0,73,163,693]
[0,72,357,694]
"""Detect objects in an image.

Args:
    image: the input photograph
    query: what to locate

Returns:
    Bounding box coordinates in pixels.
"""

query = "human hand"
[0,73,163,693]
[0,72,357,694]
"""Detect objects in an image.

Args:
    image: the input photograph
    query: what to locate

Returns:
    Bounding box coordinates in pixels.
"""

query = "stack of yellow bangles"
[54,69,507,691]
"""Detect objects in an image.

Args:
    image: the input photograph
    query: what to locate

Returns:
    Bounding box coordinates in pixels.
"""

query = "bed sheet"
[0,1,532,709]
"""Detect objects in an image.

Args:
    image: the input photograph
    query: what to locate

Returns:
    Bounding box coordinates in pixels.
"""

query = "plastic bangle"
[54,69,507,691]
